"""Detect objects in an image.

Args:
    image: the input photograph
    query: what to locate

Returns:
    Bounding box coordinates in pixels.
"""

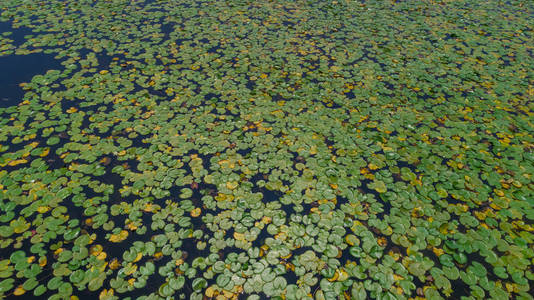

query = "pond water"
[0,1,533,300]
[0,52,62,107]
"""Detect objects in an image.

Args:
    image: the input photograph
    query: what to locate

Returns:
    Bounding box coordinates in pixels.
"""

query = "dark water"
[0,21,62,108]
[0,21,34,45]
[0,52,62,107]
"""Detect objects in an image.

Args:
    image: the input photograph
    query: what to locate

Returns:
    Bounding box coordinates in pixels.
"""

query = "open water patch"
[0,52,63,107]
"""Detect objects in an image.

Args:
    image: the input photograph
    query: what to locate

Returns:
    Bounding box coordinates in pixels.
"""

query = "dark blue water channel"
[0,21,63,108]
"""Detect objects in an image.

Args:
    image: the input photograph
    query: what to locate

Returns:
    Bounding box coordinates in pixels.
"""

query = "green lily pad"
[158,283,174,297]
[192,278,207,292]
[46,136,60,146]
[33,284,47,296]
[493,266,508,279]
[216,274,231,287]
[261,268,276,283]
[468,262,487,278]
[0,278,14,293]
[169,276,185,290]
[180,188,193,199]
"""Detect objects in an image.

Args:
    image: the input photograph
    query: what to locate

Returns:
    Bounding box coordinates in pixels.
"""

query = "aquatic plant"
[0,0,533,299]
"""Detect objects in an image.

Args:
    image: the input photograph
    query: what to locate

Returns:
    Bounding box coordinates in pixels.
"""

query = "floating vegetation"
[0,0,533,299]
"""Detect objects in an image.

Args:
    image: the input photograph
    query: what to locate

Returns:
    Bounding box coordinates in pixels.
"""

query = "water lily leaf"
[192,278,207,292]
[134,277,147,289]
[88,273,105,291]
[58,282,73,297]
[434,275,451,293]
[349,246,364,258]
[493,266,508,279]
[408,262,426,278]
[140,262,155,276]
[180,188,193,199]
[369,180,387,193]
[439,254,454,267]
[213,261,226,273]
[9,251,26,265]
[511,272,528,285]
[468,262,487,278]
[28,282,46,296]
[216,274,230,287]
[453,252,467,265]
[22,277,38,291]
[46,136,60,146]
[69,270,85,284]
[273,276,286,289]
[158,283,174,297]
[443,266,459,280]
[169,276,185,290]
[471,285,485,298]
[261,268,276,283]
[0,226,13,238]
[351,284,367,300]
[47,277,63,290]
[64,228,80,241]
[460,270,478,286]
[123,249,138,262]
[0,278,14,293]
